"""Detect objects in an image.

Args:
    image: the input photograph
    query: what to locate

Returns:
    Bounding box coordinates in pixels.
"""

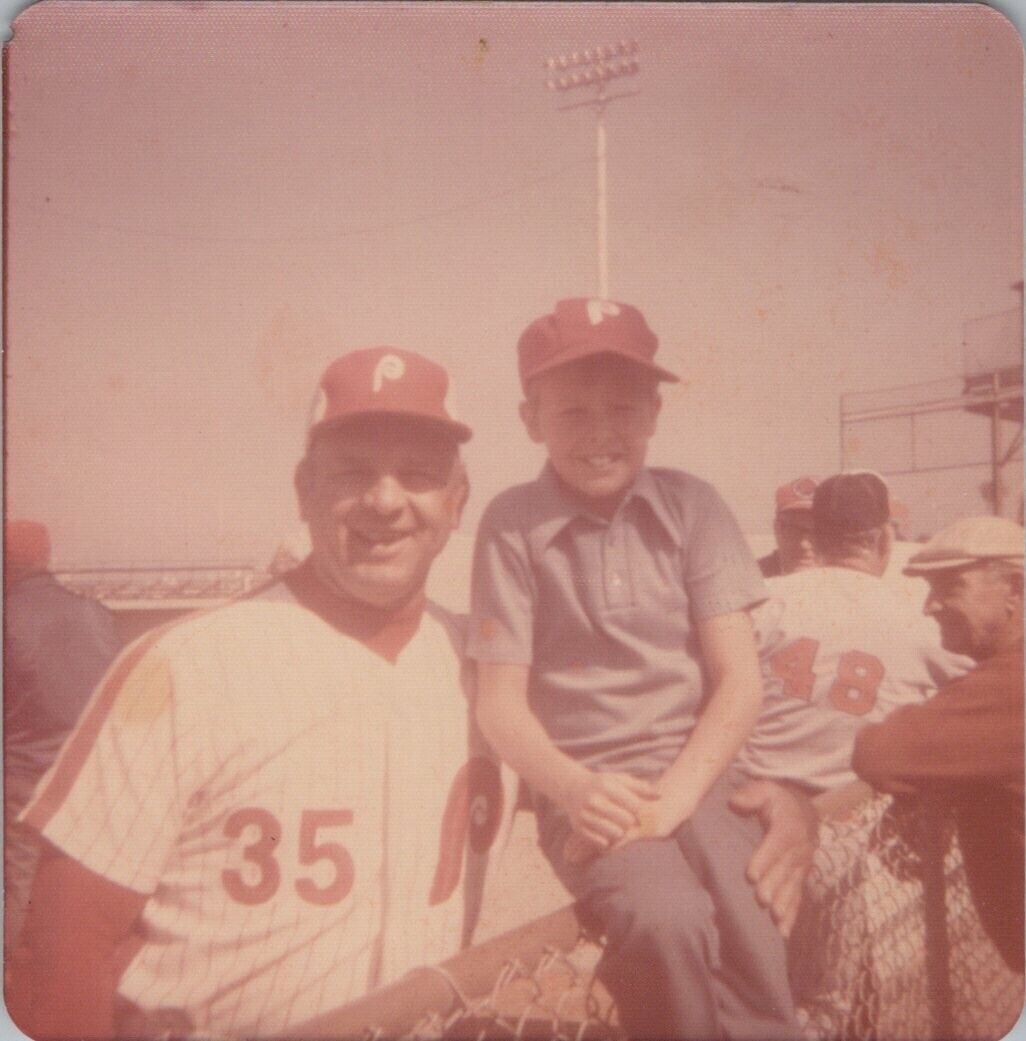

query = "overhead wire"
[22,154,597,247]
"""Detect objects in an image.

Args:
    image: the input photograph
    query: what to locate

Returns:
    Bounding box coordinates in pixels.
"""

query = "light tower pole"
[545,41,640,299]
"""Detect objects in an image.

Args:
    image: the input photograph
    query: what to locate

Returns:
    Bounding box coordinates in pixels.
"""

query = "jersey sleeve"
[20,635,197,896]
[750,591,787,661]
[681,481,767,621]
[467,501,536,665]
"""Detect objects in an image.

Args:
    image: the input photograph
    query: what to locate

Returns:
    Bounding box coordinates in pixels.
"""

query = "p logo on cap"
[372,354,406,393]
[586,299,621,326]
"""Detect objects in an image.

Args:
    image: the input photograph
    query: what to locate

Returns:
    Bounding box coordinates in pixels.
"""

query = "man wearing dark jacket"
[853,515,1024,972]
[4,520,122,959]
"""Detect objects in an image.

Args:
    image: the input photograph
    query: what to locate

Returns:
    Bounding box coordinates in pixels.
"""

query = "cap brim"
[310,410,472,444]
[523,345,679,387]
[904,553,1023,576]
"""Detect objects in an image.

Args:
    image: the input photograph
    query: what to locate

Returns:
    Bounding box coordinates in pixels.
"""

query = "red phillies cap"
[775,476,820,514]
[309,347,471,443]
[5,519,51,571]
[517,298,679,390]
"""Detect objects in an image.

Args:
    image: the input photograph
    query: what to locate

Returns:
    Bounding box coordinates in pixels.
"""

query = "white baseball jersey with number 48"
[737,567,972,792]
[22,590,510,1038]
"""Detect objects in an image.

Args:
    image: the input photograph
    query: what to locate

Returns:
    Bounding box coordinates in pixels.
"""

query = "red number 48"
[768,639,885,717]
[222,808,355,906]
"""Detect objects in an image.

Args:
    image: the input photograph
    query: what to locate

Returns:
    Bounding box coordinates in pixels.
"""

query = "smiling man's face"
[520,355,660,516]
[296,418,467,609]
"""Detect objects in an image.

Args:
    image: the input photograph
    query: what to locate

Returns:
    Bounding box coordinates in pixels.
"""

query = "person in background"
[853,515,1024,973]
[739,472,970,793]
[3,520,122,962]
[758,476,821,578]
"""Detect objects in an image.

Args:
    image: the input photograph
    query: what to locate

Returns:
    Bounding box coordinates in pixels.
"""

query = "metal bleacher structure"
[840,289,1024,535]
[53,564,269,643]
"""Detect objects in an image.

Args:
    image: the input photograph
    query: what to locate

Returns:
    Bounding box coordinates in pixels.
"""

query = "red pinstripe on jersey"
[23,619,187,832]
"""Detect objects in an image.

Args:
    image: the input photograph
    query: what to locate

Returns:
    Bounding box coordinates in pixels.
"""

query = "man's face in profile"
[923,563,1021,660]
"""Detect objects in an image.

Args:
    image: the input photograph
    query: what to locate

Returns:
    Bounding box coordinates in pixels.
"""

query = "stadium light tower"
[545,40,640,299]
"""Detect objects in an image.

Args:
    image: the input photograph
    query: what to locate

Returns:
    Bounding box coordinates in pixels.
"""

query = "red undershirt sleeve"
[8,842,147,1040]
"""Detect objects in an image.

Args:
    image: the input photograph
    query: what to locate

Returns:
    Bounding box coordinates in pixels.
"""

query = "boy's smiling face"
[520,354,661,515]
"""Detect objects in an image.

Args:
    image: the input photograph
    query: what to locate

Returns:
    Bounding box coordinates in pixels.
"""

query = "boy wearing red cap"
[469,300,797,1039]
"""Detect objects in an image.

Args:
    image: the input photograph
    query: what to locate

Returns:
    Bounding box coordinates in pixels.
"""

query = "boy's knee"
[593,872,716,954]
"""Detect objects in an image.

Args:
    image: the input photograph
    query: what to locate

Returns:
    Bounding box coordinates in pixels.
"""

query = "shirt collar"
[283,558,425,663]
[532,463,682,548]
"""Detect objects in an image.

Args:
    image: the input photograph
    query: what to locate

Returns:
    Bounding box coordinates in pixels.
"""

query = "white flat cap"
[905,516,1024,574]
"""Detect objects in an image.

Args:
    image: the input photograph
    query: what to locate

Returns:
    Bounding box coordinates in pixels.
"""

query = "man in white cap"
[853,515,1024,973]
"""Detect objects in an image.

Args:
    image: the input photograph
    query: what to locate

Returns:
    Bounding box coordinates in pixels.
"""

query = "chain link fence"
[303,792,1022,1040]
[793,792,1022,1041]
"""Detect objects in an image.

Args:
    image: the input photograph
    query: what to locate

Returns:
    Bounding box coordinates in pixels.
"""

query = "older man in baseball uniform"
[11,348,510,1039]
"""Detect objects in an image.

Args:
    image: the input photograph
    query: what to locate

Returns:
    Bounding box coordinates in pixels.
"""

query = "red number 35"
[222,808,355,906]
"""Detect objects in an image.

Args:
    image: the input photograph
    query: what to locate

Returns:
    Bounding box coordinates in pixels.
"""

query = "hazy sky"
[4,2,1022,569]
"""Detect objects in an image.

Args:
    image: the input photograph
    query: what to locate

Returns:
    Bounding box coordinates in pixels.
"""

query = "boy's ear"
[519,398,545,444]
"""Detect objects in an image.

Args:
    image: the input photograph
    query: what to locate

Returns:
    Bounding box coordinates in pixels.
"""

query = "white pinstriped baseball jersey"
[737,566,972,792]
[22,586,509,1038]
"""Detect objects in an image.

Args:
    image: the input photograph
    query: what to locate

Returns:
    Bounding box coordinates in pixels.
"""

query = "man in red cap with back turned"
[758,476,822,578]
[11,349,513,1039]
[4,521,122,968]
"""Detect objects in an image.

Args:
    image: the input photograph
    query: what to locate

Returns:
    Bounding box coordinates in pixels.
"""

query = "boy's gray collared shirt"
[468,465,766,775]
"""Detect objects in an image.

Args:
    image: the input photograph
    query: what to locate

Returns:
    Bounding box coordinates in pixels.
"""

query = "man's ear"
[646,391,662,436]
[519,398,545,444]
[448,461,470,528]
[878,521,894,564]
[1005,568,1024,605]
[294,456,313,522]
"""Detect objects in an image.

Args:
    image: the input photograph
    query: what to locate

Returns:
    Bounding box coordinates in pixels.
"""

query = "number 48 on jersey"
[769,638,885,716]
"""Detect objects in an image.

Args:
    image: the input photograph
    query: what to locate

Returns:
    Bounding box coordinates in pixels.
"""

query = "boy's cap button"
[812,471,891,536]
[775,476,820,515]
[905,516,1025,574]
[517,298,679,389]
[308,347,472,444]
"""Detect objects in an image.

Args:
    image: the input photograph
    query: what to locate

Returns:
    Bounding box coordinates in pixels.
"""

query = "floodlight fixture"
[541,40,641,298]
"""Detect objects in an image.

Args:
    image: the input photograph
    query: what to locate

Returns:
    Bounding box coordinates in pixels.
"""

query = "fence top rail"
[841,370,1023,418]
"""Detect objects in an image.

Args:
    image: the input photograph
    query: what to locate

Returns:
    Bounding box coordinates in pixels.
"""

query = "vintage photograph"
[2,3,1023,1038]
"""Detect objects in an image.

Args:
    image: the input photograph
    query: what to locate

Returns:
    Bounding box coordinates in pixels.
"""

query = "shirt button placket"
[604,521,631,608]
